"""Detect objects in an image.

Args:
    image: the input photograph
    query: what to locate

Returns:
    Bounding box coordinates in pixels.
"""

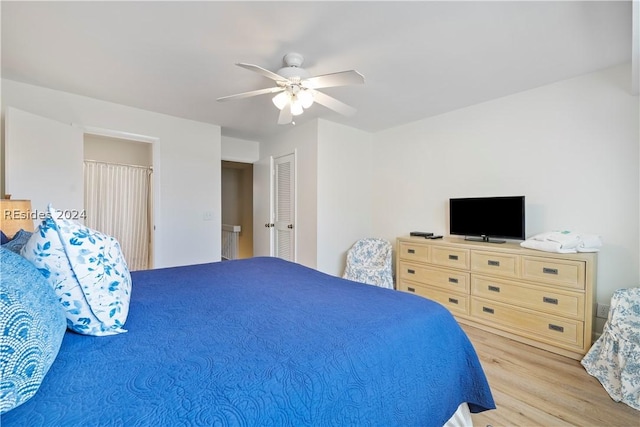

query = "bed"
[2,251,494,426]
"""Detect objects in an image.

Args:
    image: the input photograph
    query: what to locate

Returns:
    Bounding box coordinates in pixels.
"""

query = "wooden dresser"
[396,236,597,360]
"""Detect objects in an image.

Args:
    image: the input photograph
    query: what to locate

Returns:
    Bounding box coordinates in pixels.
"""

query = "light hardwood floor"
[461,324,639,427]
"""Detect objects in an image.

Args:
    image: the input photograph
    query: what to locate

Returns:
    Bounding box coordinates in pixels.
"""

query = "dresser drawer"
[521,257,586,289]
[431,246,470,270]
[471,251,520,278]
[401,282,469,316]
[398,242,430,263]
[471,275,584,319]
[471,298,584,349]
[398,261,470,293]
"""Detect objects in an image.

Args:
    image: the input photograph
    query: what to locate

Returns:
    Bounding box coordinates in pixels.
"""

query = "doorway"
[221,161,253,259]
[83,134,154,270]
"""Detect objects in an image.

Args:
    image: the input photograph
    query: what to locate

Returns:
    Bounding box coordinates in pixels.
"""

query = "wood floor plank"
[461,324,639,427]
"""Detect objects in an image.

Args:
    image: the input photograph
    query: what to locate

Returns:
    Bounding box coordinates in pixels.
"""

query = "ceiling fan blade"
[236,63,287,82]
[303,70,364,89]
[277,105,293,125]
[310,90,357,116]
[217,86,284,102]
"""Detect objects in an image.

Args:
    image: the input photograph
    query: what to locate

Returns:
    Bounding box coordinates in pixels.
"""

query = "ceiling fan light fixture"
[272,91,289,110]
[290,99,304,116]
[298,89,314,109]
[220,53,364,125]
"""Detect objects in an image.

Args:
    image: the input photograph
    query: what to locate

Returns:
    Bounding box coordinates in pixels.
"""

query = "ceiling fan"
[217,52,364,125]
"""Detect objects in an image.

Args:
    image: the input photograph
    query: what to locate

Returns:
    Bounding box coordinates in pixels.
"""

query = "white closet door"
[5,107,84,214]
[273,153,295,261]
[253,156,273,257]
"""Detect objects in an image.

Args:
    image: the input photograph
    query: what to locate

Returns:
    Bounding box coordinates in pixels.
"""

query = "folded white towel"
[529,231,553,241]
[520,239,578,254]
[531,230,580,243]
[576,235,602,252]
[523,231,602,253]
[528,231,581,250]
[577,247,600,253]
[578,234,602,249]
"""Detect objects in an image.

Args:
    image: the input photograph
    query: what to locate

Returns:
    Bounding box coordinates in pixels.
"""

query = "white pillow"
[21,205,131,336]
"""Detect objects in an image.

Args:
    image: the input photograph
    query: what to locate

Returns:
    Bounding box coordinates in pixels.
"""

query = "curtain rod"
[84,159,153,171]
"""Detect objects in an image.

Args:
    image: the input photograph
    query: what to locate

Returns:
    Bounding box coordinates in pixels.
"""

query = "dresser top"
[397,235,598,262]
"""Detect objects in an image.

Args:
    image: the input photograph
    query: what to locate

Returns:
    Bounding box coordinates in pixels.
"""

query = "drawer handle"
[488,285,501,292]
[408,249,415,254]
[448,277,458,284]
[448,298,459,304]
[548,324,564,333]
[448,254,459,260]
[407,287,416,293]
[482,307,495,314]
[543,267,558,275]
[407,269,415,274]
[543,296,559,305]
[488,260,500,267]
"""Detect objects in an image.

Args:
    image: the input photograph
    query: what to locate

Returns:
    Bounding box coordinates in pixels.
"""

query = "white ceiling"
[1,1,633,141]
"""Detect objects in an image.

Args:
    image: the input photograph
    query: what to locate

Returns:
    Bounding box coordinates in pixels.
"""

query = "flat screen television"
[449,196,525,243]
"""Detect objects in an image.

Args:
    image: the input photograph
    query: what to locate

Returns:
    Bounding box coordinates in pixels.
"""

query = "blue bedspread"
[3,257,494,426]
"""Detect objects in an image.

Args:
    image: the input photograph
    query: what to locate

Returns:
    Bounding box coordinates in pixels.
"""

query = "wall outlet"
[203,211,214,221]
[596,303,610,319]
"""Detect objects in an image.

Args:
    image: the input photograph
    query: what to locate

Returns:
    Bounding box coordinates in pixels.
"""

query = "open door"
[253,156,273,257]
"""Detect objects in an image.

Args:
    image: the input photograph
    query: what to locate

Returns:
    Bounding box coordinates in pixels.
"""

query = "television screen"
[449,196,525,242]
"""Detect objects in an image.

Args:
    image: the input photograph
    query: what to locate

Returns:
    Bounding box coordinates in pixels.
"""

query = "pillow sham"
[0,246,67,414]
[1,229,33,254]
[0,230,9,244]
[21,206,131,336]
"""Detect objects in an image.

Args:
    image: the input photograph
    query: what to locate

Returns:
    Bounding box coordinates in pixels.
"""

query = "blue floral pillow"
[21,206,131,336]
[0,246,67,414]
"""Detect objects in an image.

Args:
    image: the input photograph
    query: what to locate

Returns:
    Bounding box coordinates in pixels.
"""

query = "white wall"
[4,107,84,214]
[370,64,639,324]
[257,120,318,268]
[221,135,260,163]
[1,79,222,268]
[317,120,373,275]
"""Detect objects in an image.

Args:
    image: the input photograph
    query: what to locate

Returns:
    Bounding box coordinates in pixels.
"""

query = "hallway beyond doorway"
[221,161,253,259]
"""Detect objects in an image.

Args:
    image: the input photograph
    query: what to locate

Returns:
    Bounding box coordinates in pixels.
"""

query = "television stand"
[464,235,506,244]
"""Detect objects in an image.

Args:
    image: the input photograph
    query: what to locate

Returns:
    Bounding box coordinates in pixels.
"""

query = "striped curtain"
[84,160,152,271]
